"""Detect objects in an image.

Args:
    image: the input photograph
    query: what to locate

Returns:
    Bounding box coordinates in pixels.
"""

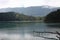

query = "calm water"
[0,22,60,40]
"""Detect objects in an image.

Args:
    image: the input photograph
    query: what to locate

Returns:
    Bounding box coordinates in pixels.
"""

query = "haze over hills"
[0,6,59,16]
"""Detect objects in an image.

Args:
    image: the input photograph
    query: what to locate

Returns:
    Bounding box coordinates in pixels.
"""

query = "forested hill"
[44,9,60,23]
[0,12,41,21]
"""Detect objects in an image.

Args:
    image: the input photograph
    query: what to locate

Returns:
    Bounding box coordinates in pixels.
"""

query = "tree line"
[0,12,42,21]
[44,9,60,23]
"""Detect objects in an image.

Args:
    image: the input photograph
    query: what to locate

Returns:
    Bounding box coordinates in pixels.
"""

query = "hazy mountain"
[0,6,59,16]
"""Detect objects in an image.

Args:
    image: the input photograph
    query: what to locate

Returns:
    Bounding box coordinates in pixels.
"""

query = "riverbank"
[0,20,44,23]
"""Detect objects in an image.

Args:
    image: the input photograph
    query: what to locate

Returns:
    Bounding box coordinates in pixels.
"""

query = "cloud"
[0,0,9,4]
[0,0,60,8]
[45,0,60,7]
[0,0,24,8]
[23,0,45,7]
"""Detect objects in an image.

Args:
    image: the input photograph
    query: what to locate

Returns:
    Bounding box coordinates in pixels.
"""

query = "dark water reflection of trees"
[0,22,36,28]
[0,22,60,32]
[45,23,60,28]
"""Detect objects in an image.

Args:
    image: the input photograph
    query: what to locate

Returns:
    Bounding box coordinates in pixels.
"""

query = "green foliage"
[0,12,42,21]
[44,9,60,23]
[0,12,16,21]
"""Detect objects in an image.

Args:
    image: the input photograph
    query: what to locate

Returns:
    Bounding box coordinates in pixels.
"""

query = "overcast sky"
[0,0,60,8]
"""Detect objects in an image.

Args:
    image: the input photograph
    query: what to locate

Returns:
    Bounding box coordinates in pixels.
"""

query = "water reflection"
[45,23,60,28]
[0,22,35,28]
[0,22,46,40]
[0,22,60,40]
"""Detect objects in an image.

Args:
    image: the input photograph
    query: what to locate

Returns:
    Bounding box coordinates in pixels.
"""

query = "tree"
[44,9,60,23]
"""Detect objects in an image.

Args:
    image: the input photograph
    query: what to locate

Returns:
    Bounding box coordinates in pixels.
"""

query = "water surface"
[0,22,60,40]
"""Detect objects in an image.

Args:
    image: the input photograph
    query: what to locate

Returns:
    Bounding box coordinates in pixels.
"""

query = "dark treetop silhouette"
[44,9,60,23]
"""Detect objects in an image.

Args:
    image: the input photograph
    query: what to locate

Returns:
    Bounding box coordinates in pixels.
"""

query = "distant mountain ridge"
[0,6,59,16]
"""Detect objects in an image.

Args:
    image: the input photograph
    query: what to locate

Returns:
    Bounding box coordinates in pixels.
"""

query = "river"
[0,22,60,40]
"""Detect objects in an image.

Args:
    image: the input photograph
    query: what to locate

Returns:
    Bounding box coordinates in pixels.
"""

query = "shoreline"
[0,20,43,23]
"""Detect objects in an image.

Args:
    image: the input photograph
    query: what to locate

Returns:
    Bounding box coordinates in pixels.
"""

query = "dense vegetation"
[44,9,60,23]
[0,12,42,21]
